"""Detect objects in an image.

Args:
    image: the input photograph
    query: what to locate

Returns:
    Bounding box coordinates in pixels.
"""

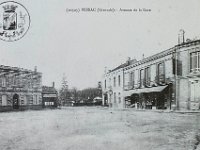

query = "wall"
[177,43,200,110]
[102,68,124,108]
[0,68,42,110]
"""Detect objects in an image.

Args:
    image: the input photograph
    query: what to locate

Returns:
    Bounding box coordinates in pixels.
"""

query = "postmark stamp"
[0,1,30,42]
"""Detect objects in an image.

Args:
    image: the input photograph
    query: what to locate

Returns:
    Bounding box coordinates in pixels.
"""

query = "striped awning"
[124,85,168,97]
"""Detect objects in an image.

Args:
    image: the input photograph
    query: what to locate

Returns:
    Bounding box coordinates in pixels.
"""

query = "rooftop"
[106,38,200,73]
[0,65,42,75]
[42,86,57,94]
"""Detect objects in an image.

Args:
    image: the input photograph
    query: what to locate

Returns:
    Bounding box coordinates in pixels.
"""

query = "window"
[158,62,165,83]
[2,77,6,87]
[13,75,16,86]
[21,100,24,105]
[27,95,33,105]
[104,80,106,89]
[2,95,7,106]
[20,96,24,105]
[21,95,27,105]
[145,67,151,86]
[118,92,121,103]
[140,69,145,87]
[129,71,135,88]
[118,75,121,86]
[45,102,54,106]
[190,51,200,72]
[113,77,116,87]
[34,95,38,104]
[114,92,116,103]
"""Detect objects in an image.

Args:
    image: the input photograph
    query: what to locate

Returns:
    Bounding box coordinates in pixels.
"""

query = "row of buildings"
[0,65,58,111]
[102,31,200,110]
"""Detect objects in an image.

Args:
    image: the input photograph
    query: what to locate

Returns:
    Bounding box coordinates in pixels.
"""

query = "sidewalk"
[124,107,200,113]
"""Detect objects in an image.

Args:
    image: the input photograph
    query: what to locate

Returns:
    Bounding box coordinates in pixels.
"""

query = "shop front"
[124,85,172,109]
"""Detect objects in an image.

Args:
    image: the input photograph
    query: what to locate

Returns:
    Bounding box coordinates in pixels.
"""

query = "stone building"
[0,65,42,111]
[102,32,200,110]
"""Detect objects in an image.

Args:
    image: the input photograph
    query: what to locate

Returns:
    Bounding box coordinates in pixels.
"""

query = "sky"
[0,0,200,90]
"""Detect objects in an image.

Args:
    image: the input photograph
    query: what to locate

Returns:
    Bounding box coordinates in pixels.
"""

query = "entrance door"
[190,81,200,110]
[103,94,108,106]
[13,94,19,109]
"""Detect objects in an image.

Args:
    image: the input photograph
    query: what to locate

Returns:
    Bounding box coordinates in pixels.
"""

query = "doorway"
[13,94,19,109]
[190,81,200,110]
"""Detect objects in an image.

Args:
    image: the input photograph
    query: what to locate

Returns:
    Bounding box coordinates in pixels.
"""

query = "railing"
[156,74,166,85]
[124,78,168,91]
[124,81,134,90]
[190,68,200,73]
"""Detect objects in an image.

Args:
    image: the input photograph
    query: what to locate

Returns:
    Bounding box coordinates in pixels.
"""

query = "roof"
[111,63,128,72]
[125,39,200,70]
[110,59,137,72]
[124,85,168,97]
[107,39,200,73]
[0,65,42,75]
[42,86,57,94]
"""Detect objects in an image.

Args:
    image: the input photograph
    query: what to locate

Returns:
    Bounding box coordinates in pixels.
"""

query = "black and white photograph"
[0,0,200,149]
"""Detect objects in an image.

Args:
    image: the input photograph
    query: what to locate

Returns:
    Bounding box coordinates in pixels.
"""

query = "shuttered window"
[190,51,200,72]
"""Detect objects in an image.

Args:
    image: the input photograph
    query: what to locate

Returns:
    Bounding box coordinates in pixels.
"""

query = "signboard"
[43,94,57,98]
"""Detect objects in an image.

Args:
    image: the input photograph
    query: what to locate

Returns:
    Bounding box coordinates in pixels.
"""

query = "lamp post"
[168,82,173,110]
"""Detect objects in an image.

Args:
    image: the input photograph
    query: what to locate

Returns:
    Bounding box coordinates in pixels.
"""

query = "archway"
[13,94,19,109]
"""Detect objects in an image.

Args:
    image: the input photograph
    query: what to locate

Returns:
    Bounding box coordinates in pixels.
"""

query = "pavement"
[113,107,200,113]
[0,107,200,150]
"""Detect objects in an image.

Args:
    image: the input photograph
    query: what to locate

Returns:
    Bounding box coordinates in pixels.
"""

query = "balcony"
[188,68,200,78]
[124,81,136,91]
[155,74,166,85]
[124,79,164,91]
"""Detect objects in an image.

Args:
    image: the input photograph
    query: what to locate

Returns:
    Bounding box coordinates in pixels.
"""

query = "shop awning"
[124,85,168,97]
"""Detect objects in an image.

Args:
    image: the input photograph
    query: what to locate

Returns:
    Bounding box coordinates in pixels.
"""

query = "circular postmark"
[0,1,30,42]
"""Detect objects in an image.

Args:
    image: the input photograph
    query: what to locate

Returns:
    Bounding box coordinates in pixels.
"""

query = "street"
[0,107,200,150]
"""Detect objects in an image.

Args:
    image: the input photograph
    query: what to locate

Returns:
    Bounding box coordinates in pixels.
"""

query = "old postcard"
[0,0,200,150]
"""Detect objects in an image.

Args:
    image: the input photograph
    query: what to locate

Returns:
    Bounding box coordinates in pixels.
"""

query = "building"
[102,58,137,108]
[0,65,42,111]
[102,32,200,110]
[42,82,58,108]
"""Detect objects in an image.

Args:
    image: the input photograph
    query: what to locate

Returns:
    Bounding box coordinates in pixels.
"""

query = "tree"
[98,81,102,89]
[59,74,71,105]
[70,87,79,101]
[79,87,102,100]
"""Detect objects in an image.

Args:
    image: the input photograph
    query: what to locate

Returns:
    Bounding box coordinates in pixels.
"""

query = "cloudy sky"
[1,0,200,89]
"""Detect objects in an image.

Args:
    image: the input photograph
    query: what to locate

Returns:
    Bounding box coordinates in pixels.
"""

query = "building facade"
[102,34,200,110]
[0,65,42,111]
[42,82,58,108]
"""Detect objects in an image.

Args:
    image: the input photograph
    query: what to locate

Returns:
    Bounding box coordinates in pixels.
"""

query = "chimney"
[34,66,37,72]
[126,57,131,65]
[52,82,55,88]
[104,67,107,74]
[178,29,185,45]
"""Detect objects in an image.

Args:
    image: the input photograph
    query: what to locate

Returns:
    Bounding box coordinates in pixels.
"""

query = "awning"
[124,85,168,97]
